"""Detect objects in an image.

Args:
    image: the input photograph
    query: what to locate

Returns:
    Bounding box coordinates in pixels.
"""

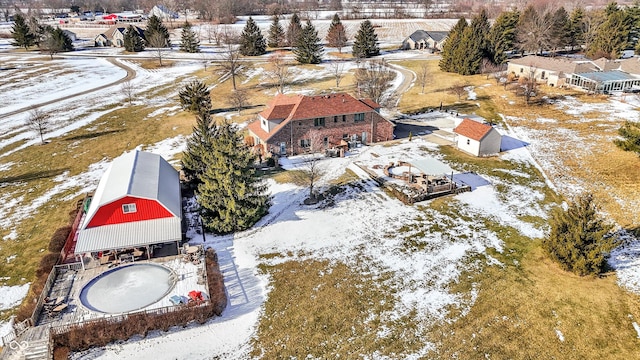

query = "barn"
[74,150,182,261]
[453,118,502,157]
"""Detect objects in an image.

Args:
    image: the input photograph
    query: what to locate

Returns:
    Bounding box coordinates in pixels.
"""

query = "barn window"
[122,203,137,214]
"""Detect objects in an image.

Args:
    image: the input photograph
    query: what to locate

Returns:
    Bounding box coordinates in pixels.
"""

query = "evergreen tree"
[182,107,217,187]
[569,7,586,51]
[145,15,171,48]
[614,120,640,155]
[488,10,520,65]
[457,9,491,75]
[587,7,631,58]
[10,13,35,50]
[180,21,200,53]
[287,13,303,47]
[549,7,572,55]
[41,27,73,59]
[542,194,617,276]
[197,121,270,234]
[439,17,467,72]
[239,17,266,56]
[268,15,285,48]
[124,25,145,52]
[626,3,640,51]
[326,13,348,53]
[293,20,323,64]
[352,19,379,59]
[179,79,212,114]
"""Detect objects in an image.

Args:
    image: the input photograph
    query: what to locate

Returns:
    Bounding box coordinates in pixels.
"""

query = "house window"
[314,117,325,127]
[342,115,346,122]
[323,137,329,146]
[300,139,310,147]
[333,116,338,123]
[354,113,365,122]
[122,203,137,214]
[541,71,546,79]
[520,68,523,73]
[342,133,348,139]
[466,139,470,145]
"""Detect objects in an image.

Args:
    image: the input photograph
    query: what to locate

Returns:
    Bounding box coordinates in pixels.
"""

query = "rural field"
[0,16,639,360]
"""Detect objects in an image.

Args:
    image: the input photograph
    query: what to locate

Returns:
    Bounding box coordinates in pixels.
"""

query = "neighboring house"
[94,25,145,47]
[75,150,182,259]
[401,30,448,51]
[507,55,640,93]
[247,93,395,156]
[453,118,501,157]
[149,5,179,20]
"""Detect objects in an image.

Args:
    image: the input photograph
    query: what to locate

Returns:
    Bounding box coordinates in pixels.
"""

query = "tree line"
[440,2,640,75]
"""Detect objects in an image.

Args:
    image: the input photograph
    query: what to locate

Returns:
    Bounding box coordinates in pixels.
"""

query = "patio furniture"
[169,295,184,305]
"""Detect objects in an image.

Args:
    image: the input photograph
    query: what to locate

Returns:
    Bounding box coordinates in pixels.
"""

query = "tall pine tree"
[11,13,35,50]
[145,15,171,47]
[439,17,467,72]
[124,25,145,52]
[352,19,379,59]
[487,10,519,65]
[549,7,571,55]
[293,20,323,64]
[287,13,303,47]
[569,7,586,51]
[182,107,217,187]
[239,16,266,56]
[587,6,631,59]
[457,9,491,75]
[268,15,285,48]
[197,121,270,234]
[326,13,348,53]
[41,27,73,59]
[180,21,200,53]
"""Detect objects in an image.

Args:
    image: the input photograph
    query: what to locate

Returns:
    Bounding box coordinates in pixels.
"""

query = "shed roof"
[75,217,181,253]
[81,150,181,230]
[453,118,494,141]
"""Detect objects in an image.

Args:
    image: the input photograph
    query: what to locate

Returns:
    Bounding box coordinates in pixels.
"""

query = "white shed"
[453,118,501,157]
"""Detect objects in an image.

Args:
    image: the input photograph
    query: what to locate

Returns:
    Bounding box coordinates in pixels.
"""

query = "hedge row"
[51,248,227,355]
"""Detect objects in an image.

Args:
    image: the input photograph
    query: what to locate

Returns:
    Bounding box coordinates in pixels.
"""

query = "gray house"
[401,30,448,52]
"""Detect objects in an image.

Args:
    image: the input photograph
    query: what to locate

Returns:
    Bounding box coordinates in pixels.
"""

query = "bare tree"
[448,82,468,101]
[516,6,554,55]
[329,61,346,88]
[217,29,243,90]
[121,80,135,104]
[228,88,249,114]
[146,31,169,66]
[481,58,502,80]
[295,130,326,203]
[518,67,539,105]
[417,62,430,94]
[267,51,290,94]
[354,59,396,105]
[26,107,51,144]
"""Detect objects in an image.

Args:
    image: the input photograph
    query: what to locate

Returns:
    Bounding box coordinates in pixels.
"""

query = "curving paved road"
[0,57,136,120]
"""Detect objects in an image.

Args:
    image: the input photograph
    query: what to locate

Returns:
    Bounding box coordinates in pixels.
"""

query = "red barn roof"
[453,118,494,141]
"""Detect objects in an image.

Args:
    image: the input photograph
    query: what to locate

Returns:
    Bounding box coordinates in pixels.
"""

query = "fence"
[30,267,59,327]
[60,197,86,263]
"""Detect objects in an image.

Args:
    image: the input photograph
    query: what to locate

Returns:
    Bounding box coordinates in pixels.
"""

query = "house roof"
[453,118,495,141]
[573,70,640,82]
[251,93,383,142]
[508,55,599,75]
[98,24,144,40]
[80,150,181,230]
[407,30,448,43]
[619,57,640,75]
[75,217,181,253]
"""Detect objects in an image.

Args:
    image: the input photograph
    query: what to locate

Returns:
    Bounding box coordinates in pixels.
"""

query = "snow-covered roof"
[75,217,181,253]
[80,150,181,230]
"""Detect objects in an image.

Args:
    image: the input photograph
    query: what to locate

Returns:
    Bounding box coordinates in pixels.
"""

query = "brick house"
[247,93,395,156]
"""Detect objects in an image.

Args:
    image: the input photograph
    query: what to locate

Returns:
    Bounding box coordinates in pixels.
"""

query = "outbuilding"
[74,150,182,262]
[453,118,501,157]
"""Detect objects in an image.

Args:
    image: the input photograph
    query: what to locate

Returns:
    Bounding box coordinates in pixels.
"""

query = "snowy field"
[0,16,639,358]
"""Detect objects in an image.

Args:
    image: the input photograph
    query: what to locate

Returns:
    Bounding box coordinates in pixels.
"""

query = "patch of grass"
[252,259,426,358]
[268,169,306,186]
[329,168,360,186]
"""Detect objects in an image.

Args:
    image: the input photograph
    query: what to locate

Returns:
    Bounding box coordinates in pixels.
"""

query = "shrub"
[542,194,618,276]
[48,226,72,253]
